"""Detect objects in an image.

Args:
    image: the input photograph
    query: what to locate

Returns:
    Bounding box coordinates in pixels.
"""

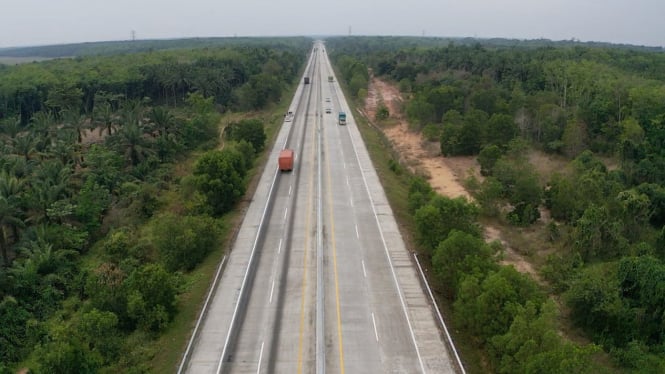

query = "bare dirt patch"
[368,78,472,199]
[365,76,541,279]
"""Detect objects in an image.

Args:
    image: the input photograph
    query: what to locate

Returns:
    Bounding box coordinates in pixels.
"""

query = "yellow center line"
[297,82,318,374]
[324,117,345,374]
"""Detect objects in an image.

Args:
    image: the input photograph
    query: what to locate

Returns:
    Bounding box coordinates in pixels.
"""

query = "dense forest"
[327,36,665,373]
[0,36,313,58]
[0,38,309,372]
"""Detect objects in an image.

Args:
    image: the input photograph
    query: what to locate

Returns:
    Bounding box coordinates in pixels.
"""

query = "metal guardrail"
[176,255,226,374]
[413,254,466,374]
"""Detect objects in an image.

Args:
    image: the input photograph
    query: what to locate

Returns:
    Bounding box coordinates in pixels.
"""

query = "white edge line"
[355,224,359,239]
[414,254,466,374]
[346,108,428,374]
[278,238,283,254]
[371,312,379,342]
[269,279,275,304]
[177,255,227,374]
[361,260,367,278]
[284,207,288,220]
[256,341,265,374]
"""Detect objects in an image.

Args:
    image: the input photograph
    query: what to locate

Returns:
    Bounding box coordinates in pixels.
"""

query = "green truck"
[338,111,347,125]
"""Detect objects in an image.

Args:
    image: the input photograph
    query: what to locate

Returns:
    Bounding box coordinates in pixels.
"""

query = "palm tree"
[0,115,22,140]
[19,238,77,275]
[61,109,88,143]
[0,171,26,242]
[147,106,177,138]
[28,160,73,224]
[94,102,116,136]
[114,122,154,166]
[48,138,80,166]
[0,171,25,199]
[11,133,39,161]
[29,111,55,138]
[0,196,24,266]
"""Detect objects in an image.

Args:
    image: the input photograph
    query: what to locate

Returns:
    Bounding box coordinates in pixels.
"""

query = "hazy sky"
[0,0,663,48]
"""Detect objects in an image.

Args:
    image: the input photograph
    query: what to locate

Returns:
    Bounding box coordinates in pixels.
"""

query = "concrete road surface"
[181,42,457,374]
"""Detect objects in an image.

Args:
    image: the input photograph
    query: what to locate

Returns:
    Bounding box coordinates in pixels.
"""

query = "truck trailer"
[278,149,294,171]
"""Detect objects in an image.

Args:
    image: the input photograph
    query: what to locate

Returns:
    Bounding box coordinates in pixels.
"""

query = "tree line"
[0,43,308,124]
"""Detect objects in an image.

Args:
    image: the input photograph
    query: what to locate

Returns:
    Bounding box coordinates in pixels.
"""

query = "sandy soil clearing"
[364,77,538,279]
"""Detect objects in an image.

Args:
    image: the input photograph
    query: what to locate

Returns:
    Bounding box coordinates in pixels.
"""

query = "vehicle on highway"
[325,97,331,102]
[325,108,331,114]
[285,111,294,122]
[328,75,334,82]
[338,111,347,125]
[278,149,294,171]
[304,77,310,84]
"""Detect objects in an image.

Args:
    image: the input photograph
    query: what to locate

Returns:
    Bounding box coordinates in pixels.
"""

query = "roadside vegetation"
[328,36,665,373]
[0,38,309,373]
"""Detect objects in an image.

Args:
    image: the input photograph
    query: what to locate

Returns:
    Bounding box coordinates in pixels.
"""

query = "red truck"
[278,149,294,171]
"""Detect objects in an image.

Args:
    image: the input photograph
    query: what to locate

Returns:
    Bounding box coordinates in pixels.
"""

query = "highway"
[180,42,457,374]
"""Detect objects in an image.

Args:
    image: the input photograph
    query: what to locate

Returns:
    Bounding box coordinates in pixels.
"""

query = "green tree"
[123,264,177,332]
[0,195,23,265]
[490,298,600,373]
[432,230,498,298]
[477,144,503,176]
[561,120,589,158]
[45,83,83,114]
[109,122,154,166]
[0,296,31,362]
[407,177,435,213]
[86,263,127,326]
[407,97,436,126]
[616,256,665,347]
[414,195,481,255]
[487,113,517,148]
[147,106,177,138]
[475,176,504,217]
[457,109,488,155]
[93,102,116,136]
[455,266,544,340]
[573,204,626,260]
[152,214,220,271]
[193,149,247,216]
[35,336,101,374]
[83,145,124,192]
[78,308,120,363]
[75,180,111,234]
[61,109,88,144]
[225,118,266,153]
[565,264,632,347]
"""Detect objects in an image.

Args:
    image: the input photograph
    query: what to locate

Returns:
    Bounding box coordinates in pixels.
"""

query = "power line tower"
[348,26,352,36]
[131,30,136,41]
